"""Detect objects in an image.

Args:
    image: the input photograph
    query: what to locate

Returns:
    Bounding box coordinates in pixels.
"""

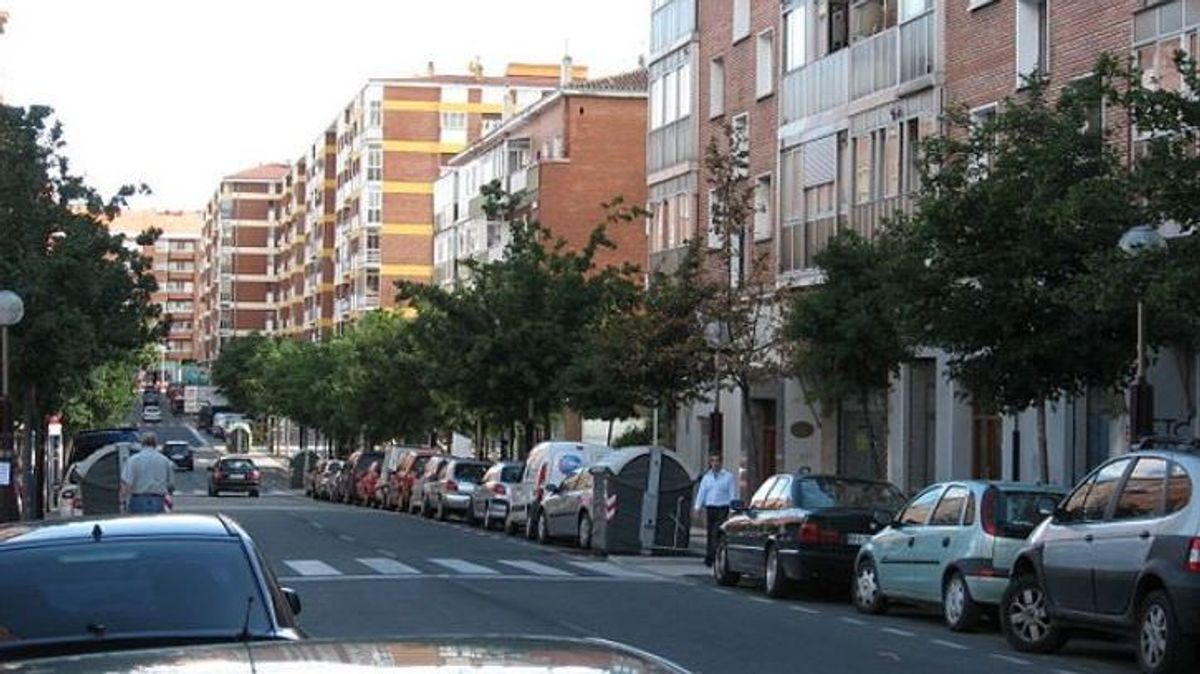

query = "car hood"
[0,636,691,673]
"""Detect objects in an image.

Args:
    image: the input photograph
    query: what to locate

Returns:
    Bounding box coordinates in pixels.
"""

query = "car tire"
[764,545,792,599]
[504,515,517,536]
[208,486,218,497]
[536,512,551,545]
[943,571,981,632]
[525,509,540,541]
[713,537,740,587]
[436,499,447,521]
[250,489,260,498]
[853,559,888,615]
[1000,573,1068,654]
[578,513,593,550]
[1137,589,1197,674]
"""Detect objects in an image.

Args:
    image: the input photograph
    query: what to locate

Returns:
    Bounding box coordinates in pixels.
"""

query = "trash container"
[588,446,697,555]
[226,422,253,454]
[79,442,141,515]
[290,450,320,489]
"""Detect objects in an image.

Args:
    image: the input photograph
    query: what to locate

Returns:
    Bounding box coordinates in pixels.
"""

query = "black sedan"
[208,456,262,497]
[714,473,907,598]
[0,514,302,661]
[164,441,194,471]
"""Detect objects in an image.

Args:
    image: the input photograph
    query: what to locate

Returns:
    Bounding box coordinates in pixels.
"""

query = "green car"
[852,480,1065,631]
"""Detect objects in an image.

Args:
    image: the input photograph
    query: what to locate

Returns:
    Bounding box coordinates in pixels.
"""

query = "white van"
[506,441,611,538]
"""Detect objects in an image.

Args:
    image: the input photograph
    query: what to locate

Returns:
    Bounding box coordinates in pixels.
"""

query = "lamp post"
[704,321,730,458]
[0,291,24,523]
[1119,225,1167,443]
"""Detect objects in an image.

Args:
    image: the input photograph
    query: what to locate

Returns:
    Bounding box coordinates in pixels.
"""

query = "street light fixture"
[1119,225,1167,442]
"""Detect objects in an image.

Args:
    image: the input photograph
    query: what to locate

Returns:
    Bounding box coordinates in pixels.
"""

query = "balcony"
[780,215,840,275]
[648,116,695,176]
[508,164,539,194]
[649,245,691,276]
[360,294,380,310]
[849,194,914,241]
[781,49,848,126]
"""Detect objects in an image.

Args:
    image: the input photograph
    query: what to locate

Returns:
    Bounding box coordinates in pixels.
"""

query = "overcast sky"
[0,0,648,210]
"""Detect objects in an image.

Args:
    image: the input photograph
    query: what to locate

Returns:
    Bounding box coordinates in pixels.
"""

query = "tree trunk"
[1037,400,1049,484]
[740,383,760,498]
[606,419,615,447]
[861,389,883,480]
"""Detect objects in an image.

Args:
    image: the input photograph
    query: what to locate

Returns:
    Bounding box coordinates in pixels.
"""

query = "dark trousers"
[704,506,730,564]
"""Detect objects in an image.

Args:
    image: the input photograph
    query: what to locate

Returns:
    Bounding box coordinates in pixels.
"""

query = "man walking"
[694,453,736,567]
[120,433,175,514]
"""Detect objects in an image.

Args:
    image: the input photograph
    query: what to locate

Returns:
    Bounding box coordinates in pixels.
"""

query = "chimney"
[560,54,573,87]
[426,61,435,78]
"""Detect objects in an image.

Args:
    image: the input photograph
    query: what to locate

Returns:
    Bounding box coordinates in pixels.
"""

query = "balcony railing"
[851,27,898,100]
[780,215,840,274]
[899,10,935,84]
[648,115,695,175]
[781,49,849,126]
[649,245,691,276]
[850,194,914,241]
[509,164,539,194]
[360,294,380,310]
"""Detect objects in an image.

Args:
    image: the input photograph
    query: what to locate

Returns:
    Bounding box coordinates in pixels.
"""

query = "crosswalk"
[278,557,662,582]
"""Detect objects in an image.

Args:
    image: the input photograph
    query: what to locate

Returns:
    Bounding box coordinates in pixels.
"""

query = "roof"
[0,514,235,548]
[109,210,202,238]
[224,163,290,181]
[567,68,648,94]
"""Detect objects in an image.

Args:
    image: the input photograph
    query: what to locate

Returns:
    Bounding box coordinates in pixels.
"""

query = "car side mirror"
[282,587,302,616]
[207,465,214,472]
[729,499,745,513]
[890,518,906,529]
[1050,505,1068,522]
[1038,501,1057,519]
[544,484,559,495]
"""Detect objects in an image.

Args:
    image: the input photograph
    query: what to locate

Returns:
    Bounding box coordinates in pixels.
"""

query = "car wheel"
[854,559,888,615]
[436,498,447,521]
[208,486,217,497]
[250,489,260,498]
[764,545,792,599]
[1000,574,1068,654]
[713,537,740,587]
[525,510,539,540]
[504,515,517,535]
[577,513,593,550]
[1137,589,1197,674]
[536,512,551,544]
[943,571,981,632]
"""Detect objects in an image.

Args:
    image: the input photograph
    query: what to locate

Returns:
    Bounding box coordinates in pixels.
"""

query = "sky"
[0,0,649,210]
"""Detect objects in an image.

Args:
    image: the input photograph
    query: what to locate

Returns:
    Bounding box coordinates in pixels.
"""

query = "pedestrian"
[694,453,736,567]
[119,433,176,514]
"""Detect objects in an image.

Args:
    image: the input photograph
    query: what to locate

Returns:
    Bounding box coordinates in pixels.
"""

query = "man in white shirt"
[119,433,176,514]
[694,453,736,567]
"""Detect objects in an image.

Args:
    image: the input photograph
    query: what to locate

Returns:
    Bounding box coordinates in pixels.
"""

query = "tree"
[344,311,437,446]
[783,231,912,478]
[60,357,141,433]
[210,333,273,415]
[891,74,1141,482]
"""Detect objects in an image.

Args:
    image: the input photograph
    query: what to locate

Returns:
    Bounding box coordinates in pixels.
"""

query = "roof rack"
[1131,436,1200,453]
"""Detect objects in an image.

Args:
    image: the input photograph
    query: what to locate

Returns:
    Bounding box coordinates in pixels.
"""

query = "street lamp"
[0,291,24,523]
[704,321,730,457]
[1119,225,1167,442]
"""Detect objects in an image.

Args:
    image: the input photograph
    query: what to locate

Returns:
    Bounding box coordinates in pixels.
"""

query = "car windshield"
[356,453,384,469]
[793,477,907,510]
[69,430,140,465]
[999,490,1064,529]
[500,465,524,482]
[165,444,188,452]
[221,460,255,472]
[0,540,271,647]
[410,456,432,473]
[454,463,489,482]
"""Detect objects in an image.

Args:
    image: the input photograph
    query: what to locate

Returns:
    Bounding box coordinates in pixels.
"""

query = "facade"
[434,70,649,288]
[199,164,290,362]
[329,63,583,331]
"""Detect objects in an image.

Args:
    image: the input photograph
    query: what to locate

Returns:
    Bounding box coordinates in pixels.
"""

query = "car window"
[1166,462,1192,513]
[899,487,943,526]
[749,477,777,510]
[999,490,1062,529]
[501,464,524,483]
[1060,472,1096,522]
[454,463,488,483]
[0,540,272,645]
[557,453,584,478]
[411,456,431,474]
[765,475,792,509]
[221,459,255,471]
[793,477,907,510]
[1083,458,1132,521]
[963,491,976,525]
[1114,457,1167,520]
[930,485,969,525]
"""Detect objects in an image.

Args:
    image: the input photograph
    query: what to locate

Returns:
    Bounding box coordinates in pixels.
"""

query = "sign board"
[0,461,9,486]
[183,386,200,414]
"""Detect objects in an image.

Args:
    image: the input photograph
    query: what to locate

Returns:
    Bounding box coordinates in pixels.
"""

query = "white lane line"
[990,654,1030,666]
[1053,669,1082,674]
[337,533,355,543]
[282,560,341,577]
[375,548,398,558]
[790,606,820,615]
[430,558,499,575]
[567,561,654,578]
[840,617,867,626]
[356,558,421,575]
[713,588,734,596]
[880,627,916,638]
[751,597,774,605]
[931,639,970,651]
[277,573,672,584]
[311,522,325,530]
[497,560,575,577]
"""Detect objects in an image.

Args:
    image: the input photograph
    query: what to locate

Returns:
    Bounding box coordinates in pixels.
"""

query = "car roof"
[0,514,238,549]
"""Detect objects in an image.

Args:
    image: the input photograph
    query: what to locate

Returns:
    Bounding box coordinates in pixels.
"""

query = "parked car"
[409,456,449,516]
[55,463,83,518]
[359,460,383,507]
[998,440,1200,673]
[423,458,492,521]
[305,459,329,497]
[0,514,302,661]
[141,404,163,424]
[713,473,907,598]
[337,450,384,506]
[389,449,440,511]
[315,460,344,501]
[211,412,246,440]
[66,427,140,467]
[508,441,612,539]
[198,403,233,433]
[469,461,525,530]
[163,441,194,471]
[853,480,1065,631]
[537,470,599,547]
[208,456,262,497]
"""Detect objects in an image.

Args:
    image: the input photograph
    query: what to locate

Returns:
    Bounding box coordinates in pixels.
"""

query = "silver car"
[468,461,524,530]
[424,459,491,521]
[854,480,1064,631]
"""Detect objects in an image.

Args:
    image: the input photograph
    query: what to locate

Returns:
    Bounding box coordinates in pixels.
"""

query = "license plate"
[846,533,871,546]
[172,455,184,460]
[228,474,244,480]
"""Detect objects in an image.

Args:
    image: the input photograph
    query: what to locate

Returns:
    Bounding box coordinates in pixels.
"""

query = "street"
[147,417,1141,674]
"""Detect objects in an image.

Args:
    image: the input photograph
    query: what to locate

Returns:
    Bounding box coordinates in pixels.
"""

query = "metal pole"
[2,325,8,399]
[1136,300,1146,382]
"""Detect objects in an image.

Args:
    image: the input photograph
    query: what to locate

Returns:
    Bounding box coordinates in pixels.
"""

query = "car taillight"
[535,464,548,500]
[445,480,458,493]
[213,471,223,480]
[250,470,261,480]
[492,483,507,496]
[981,488,998,536]
[797,521,842,545]
[1187,538,1200,573]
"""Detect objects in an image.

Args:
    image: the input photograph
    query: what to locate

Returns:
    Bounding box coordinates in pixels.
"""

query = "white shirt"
[121,449,175,496]
[695,468,736,509]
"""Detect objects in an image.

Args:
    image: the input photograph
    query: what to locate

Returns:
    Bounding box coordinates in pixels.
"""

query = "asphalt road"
[150,416,1141,674]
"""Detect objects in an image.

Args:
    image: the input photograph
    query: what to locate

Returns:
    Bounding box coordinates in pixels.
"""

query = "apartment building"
[199,164,290,362]
[329,63,583,331]
[111,210,203,382]
[434,69,648,288]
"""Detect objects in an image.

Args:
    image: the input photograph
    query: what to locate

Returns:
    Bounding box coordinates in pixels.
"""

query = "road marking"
[311,522,325,530]
[337,533,355,543]
[789,606,820,615]
[840,617,867,626]
[497,560,575,577]
[931,639,969,651]
[567,561,653,578]
[430,558,499,575]
[751,597,774,605]
[282,560,341,576]
[990,654,1030,666]
[880,627,916,637]
[375,548,398,558]
[356,558,420,575]
[1053,669,1082,674]
[276,573,673,584]
[713,588,734,596]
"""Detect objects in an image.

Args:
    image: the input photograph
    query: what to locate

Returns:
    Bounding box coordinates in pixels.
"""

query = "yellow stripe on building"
[321,215,334,224]
[323,179,336,189]
[382,140,468,155]
[382,264,433,278]
[382,100,503,114]
[382,181,433,195]
[381,223,433,236]
[319,283,335,292]
[319,318,334,328]
[324,144,336,154]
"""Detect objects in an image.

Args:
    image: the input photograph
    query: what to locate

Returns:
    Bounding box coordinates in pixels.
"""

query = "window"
[764,475,793,509]
[366,145,382,181]
[882,126,901,198]
[731,114,749,171]
[784,8,806,72]
[1016,0,1049,84]
[1166,462,1192,513]
[481,113,502,135]
[756,30,774,99]
[440,111,467,130]
[366,188,381,224]
[674,192,693,244]
[651,76,665,128]
[754,174,772,241]
[710,57,725,118]
[707,189,722,249]
[1114,458,1167,520]
[899,487,943,526]
[854,134,873,204]
[931,486,970,526]
[678,62,692,117]
[749,476,778,510]
[367,100,381,128]
[1083,458,1132,521]
[732,0,750,42]
[664,69,678,128]
[970,104,998,172]
[900,0,932,22]
[365,271,380,295]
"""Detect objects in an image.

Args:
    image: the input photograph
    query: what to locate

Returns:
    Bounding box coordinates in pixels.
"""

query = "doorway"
[971,402,1002,479]
[906,360,936,492]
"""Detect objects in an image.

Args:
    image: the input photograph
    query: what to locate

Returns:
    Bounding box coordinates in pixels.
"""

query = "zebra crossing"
[278,556,665,583]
